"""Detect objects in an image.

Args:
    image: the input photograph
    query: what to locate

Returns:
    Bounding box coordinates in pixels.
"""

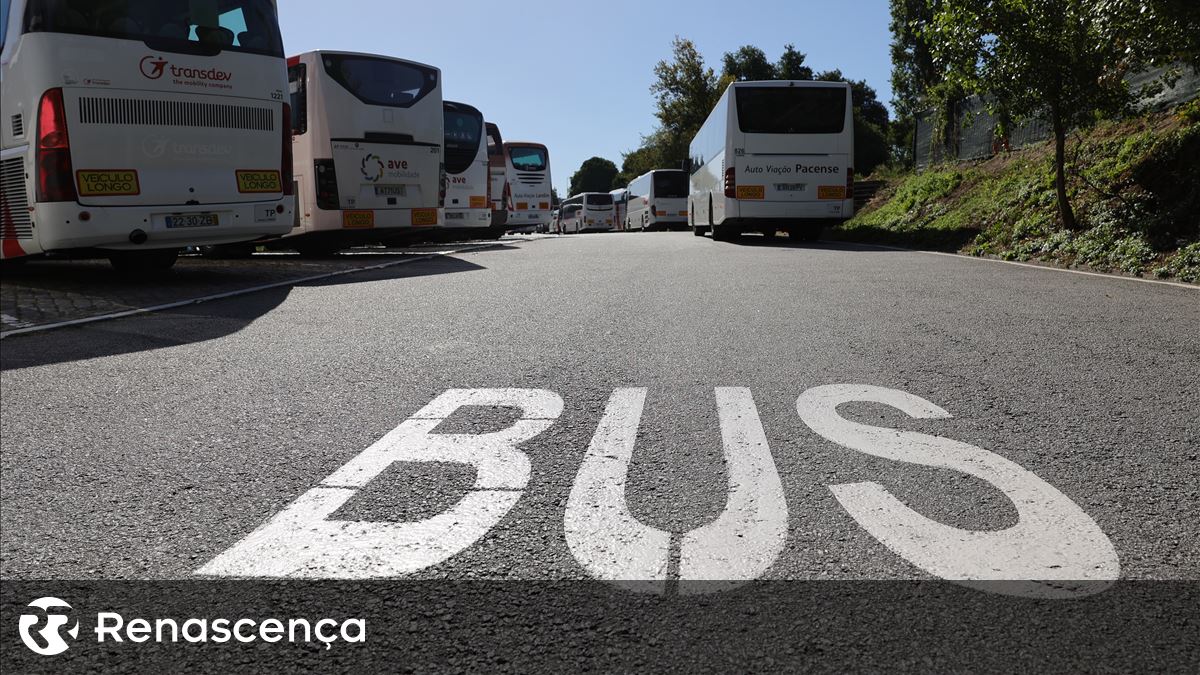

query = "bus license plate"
[775,183,807,192]
[445,211,465,220]
[374,185,406,197]
[165,213,219,229]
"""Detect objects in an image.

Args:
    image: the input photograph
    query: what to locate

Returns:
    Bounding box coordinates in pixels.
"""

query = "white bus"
[625,169,689,231]
[557,201,581,234]
[485,121,507,234]
[560,192,614,234]
[609,188,629,231]
[285,50,443,256]
[441,100,490,238]
[0,0,293,271]
[503,141,551,233]
[689,81,854,241]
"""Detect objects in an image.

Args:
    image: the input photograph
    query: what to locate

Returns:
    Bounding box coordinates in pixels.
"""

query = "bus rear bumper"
[35,199,294,252]
[729,199,854,222]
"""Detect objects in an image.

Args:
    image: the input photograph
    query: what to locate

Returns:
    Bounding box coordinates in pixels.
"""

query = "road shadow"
[0,255,487,371]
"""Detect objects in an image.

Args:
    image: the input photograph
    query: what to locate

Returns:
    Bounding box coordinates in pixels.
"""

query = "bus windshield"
[22,0,285,57]
[735,87,847,134]
[509,146,547,172]
[652,172,688,198]
[585,194,613,206]
[322,54,438,108]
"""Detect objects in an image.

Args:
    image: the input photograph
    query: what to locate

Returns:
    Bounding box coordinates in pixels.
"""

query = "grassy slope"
[832,107,1200,283]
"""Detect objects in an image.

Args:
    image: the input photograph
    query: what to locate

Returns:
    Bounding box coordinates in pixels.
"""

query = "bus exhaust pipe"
[129,229,148,245]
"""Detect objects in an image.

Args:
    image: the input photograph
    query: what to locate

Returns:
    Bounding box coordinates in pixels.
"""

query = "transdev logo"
[140,55,169,80]
[18,597,79,656]
[361,153,385,183]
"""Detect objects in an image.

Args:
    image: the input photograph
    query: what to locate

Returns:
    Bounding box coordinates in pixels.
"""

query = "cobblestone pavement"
[0,237,541,334]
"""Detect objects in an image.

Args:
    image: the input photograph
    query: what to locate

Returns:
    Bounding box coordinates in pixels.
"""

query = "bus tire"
[787,227,820,243]
[108,249,179,274]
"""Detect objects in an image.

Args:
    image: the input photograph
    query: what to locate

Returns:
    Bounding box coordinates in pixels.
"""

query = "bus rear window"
[586,194,613,206]
[444,107,484,175]
[509,147,547,172]
[322,54,438,109]
[735,87,847,134]
[652,171,688,198]
[22,0,284,57]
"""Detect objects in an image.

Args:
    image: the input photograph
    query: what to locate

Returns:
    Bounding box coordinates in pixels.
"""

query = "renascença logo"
[15,597,366,655]
[18,597,79,656]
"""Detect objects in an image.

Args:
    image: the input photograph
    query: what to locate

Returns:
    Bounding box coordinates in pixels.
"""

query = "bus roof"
[287,50,440,73]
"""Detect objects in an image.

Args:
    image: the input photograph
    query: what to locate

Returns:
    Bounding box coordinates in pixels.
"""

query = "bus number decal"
[76,170,140,197]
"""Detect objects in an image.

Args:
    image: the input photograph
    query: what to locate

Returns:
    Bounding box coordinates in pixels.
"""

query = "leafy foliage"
[834,111,1200,282]
[569,157,620,196]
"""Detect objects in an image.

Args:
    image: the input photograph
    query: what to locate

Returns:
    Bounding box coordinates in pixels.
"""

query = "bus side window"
[289,64,308,135]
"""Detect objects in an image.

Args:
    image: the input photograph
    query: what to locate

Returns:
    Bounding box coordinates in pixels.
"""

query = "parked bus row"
[549,80,855,241]
[0,0,554,270]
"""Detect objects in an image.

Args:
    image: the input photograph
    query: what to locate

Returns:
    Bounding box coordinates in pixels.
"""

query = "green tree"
[927,0,1145,230]
[721,45,777,81]
[888,0,941,166]
[569,157,619,196]
[651,37,722,167]
[815,70,892,175]
[776,44,814,80]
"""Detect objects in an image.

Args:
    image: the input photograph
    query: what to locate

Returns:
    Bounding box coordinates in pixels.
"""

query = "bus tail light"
[846,167,855,201]
[315,159,339,210]
[36,88,77,203]
[438,162,447,208]
[281,103,294,196]
[723,167,736,199]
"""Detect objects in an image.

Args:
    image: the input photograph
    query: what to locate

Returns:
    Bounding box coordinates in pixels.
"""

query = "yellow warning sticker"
[236,170,282,193]
[76,170,140,197]
[342,211,375,229]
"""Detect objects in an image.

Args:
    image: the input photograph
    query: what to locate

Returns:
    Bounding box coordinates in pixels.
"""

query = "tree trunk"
[1050,104,1077,231]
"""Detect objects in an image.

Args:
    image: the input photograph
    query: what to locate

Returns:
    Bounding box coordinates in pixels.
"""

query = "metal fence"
[913,65,1200,171]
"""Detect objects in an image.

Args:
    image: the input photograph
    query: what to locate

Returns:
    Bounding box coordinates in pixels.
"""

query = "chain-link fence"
[914,65,1199,171]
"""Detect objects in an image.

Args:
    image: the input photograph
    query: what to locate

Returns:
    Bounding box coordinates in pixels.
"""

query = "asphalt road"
[2,232,1198,671]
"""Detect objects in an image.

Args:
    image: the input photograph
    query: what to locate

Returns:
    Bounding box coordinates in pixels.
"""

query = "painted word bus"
[286,50,442,255]
[625,169,688,232]
[559,192,614,234]
[0,0,293,270]
[441,100,491,238]
[689,81,854,241]
[503,141,551,233]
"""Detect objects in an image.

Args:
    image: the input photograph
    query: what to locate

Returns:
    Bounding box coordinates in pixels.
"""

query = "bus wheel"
[108,249,179,274]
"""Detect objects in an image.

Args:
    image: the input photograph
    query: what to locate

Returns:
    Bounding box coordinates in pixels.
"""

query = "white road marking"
[565,388,787,594]
[0,244,502,339]
[0,313,35,329]
[196,389,563,578]
[796,384,1120,597]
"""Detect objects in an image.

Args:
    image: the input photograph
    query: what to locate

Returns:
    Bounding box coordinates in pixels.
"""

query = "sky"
[279,0,896,196]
